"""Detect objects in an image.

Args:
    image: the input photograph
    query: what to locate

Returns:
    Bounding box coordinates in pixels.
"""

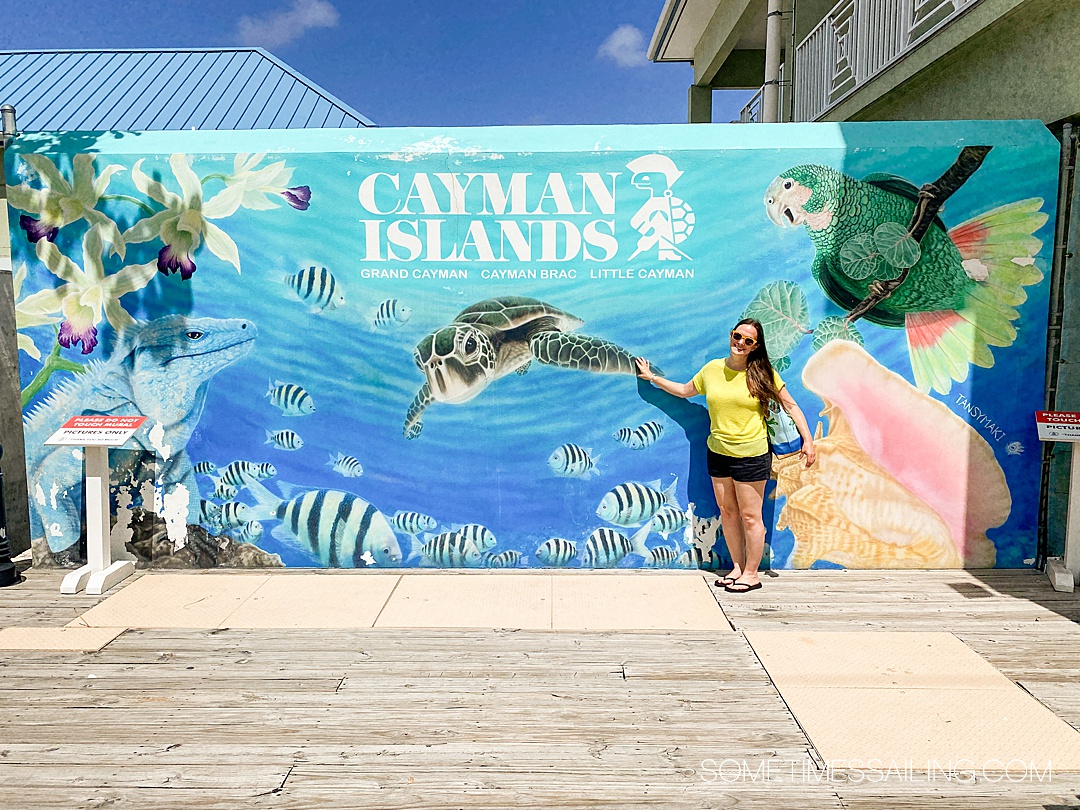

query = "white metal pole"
[763,0,784,123]
[61,444,135,595]
[84,445,111,573]
[784,0,797,123]
[1064,446,1080,583]
[85,442,134,595]
[60,445,108,594]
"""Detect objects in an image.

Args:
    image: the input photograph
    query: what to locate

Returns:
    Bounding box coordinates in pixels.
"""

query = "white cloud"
[237,0,340,49]
[597,24,648,68]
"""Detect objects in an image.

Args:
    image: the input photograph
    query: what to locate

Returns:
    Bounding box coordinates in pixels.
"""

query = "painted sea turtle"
[404,295,640,439]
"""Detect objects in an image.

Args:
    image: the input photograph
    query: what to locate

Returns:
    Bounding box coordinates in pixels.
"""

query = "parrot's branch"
[845,145,994,324]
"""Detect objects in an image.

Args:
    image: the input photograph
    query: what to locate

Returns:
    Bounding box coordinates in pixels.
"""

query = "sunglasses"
[730,330,758,347]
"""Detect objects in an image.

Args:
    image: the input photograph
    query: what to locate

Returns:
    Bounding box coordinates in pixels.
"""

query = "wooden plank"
[836,792,1080,810]
[0,762,289,789]
[0,741,815,766]
[0,785,847,809]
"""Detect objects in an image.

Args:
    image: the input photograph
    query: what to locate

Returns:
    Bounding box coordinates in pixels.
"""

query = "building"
[0,48,373,131]
[648,0,1078,128]
[0,48,374,555]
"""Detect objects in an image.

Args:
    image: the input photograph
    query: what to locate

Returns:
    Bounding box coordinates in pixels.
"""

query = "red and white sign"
[44,415,148,447]
[1036,411,1080,443]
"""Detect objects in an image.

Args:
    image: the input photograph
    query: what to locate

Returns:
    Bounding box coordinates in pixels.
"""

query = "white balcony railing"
[738,65,784,123]
[739,87,764,122]
[794,0,982,121]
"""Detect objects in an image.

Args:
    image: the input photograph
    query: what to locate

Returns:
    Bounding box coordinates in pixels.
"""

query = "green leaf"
[812,316,865,352]
[874,221,921,270]
[772,355,790,373]
[52,358,88,375]
[20,338,86,408]
[839,233,884,281]
[742,281,811,359]
[98,193,158,217]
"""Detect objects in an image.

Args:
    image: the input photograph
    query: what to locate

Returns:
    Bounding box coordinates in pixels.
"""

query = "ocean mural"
[6,122,1057,570]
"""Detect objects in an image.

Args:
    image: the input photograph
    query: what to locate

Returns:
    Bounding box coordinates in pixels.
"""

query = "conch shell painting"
[774,341,1009,569]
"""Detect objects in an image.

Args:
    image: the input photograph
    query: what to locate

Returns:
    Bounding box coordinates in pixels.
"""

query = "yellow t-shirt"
[692,360,785,457]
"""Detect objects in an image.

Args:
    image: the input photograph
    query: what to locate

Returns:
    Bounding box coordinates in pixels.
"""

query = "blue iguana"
[22,315,257,564]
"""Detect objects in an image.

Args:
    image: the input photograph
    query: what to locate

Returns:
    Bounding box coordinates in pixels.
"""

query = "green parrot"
[764,165,1046,394]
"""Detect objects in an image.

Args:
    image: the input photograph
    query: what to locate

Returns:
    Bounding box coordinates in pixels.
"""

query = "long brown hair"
[733,317,783,410]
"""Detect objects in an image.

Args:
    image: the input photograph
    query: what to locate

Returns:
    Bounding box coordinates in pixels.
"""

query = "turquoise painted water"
[10,128,1058,568]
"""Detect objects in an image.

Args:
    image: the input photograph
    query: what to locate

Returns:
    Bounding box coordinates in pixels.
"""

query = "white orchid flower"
[12,263,61,361]
[18,228,158,355]
[225,153,311,211]
[122,154,245,279]
[6,154,126,257]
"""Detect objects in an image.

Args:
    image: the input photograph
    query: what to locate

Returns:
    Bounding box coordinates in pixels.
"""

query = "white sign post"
[45,415,147,595]
[1036,411,1080,592]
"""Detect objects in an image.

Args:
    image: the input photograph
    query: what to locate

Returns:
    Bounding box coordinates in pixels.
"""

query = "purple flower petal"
[157,245,197,280]
[58,320,98,354]
[281,185,311,211]
[19,215,59,244]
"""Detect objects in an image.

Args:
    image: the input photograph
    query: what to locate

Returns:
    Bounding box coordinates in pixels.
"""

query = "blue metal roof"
[0,48,375,131]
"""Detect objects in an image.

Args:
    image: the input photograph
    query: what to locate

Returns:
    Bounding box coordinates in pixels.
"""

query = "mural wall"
[6,122,1057,570]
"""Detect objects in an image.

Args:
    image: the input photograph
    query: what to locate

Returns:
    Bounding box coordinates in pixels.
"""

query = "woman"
[635,318,816,593]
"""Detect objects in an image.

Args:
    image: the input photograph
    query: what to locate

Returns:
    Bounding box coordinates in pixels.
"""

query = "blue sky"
[0,0,753,126]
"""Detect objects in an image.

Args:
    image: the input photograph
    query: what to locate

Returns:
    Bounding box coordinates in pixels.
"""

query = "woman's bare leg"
[711,476,745,581]
[731,478,768,588]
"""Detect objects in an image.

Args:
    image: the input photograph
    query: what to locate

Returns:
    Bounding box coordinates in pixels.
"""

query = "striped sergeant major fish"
[535,538,576,567]
[198,499,222,529]
[265,429,303,451]
[193,462,217,475]
[582,525,649,568]
[237,520,264,544]
[242,474,402,567]
[328,452,363,478]
[596,478,678,527]
[485,550,522,568]
[645,546,679,568]
[391,510,438,536]
[411,532,484,568]
[614,420,664,450]
[283,265,345,313]
[649,505,687,540]
[547,443,600,478]
[219,501,249,530]
[677,546,724,571]
[214,480,239,501]
[267,380,316,416]
[369,298,413,330]
[216,460,276,488]
[452,523,497,552]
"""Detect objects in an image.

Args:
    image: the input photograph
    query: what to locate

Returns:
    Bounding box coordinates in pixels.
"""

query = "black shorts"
[707,448,772,482]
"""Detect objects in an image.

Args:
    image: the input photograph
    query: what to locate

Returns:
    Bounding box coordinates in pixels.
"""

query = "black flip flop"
[724,582,762,593]
[714,576,736,588]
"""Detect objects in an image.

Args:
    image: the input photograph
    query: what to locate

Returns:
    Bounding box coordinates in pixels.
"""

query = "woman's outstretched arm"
[777,386,817,466]
[635,358,697,399]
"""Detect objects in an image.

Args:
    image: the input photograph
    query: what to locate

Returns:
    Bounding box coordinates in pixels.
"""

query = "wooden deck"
[1,567,1079,808]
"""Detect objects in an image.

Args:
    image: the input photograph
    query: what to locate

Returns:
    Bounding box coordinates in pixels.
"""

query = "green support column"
[688,85,712,123]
